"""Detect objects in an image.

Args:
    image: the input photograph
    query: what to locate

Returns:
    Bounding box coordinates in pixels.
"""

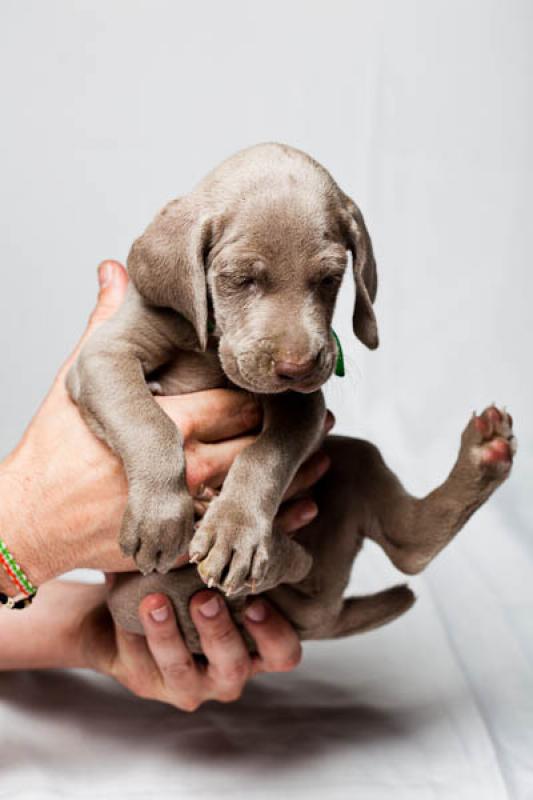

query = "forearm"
[0,580,106,670]
[0,432,127,588]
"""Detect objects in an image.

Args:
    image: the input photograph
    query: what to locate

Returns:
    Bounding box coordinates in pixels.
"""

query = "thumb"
[87,260,129,333]
[60,260,129,375]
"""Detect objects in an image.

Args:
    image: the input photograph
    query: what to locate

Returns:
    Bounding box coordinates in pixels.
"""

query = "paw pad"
[470,405,516,474]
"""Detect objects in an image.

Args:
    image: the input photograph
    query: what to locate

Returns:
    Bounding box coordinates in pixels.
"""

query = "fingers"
[324,409,336,436]
[283,450,331,501]
[113,622,162,697]
[61,260,129,375]
[119,593,302,710]
[188,421,332,501]
[275,496,318,534]
[189,591,252,703]
[79,260,129,346]
[88,261,129,332]
[157,389,261,444]
[184,435,257,493]
[138,594,202,711]
[242,599,302,676]
[104,572,116,589]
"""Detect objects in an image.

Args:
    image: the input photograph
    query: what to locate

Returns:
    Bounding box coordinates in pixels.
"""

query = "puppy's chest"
[148,343,227,396]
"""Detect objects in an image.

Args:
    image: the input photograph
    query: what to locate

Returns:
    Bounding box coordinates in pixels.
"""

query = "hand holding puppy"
[0,261,332,592]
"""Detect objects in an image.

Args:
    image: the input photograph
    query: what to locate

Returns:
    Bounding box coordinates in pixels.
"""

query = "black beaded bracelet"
[0,591,35,610]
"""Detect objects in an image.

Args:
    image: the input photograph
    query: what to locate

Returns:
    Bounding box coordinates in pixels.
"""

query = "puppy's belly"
[149,346,227,396]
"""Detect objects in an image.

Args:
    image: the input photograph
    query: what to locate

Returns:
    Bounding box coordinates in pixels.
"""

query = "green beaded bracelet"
[0,538,37,606]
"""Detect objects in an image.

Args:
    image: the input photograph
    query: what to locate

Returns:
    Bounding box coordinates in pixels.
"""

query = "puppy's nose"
[275,353,320,381]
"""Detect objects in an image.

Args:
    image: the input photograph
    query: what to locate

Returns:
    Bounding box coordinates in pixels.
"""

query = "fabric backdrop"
[0,1,531,798]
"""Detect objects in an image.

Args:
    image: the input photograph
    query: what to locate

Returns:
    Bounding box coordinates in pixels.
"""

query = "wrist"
[0,580,107,670]
[0,448,58,589]
[63,582,110,670]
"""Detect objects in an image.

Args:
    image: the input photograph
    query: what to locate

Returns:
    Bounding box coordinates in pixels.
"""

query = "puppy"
[68,143,516,651]
[108,413,515,653]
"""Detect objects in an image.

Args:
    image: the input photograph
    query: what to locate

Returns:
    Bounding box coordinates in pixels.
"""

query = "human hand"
[0,580,302,711]
[0,261,333,589]
[78,583,302,711]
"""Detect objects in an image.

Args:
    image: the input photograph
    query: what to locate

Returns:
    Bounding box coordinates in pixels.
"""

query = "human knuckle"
[394,550,427,575]
[285,648,303,671]
[161,659,194,682]
[197,456,216,485]
[176,695,201,713]
[96,300,114,318]
[126,676,151,699]
[217,688,243,704]
[178,412,194,441]
[186,460,211,494]
[219,659,250,685]
[150,626,179,646]
[271,645,302,673]
[206,622,236,647]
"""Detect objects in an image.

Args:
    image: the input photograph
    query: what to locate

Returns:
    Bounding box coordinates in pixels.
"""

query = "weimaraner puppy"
[67,143,516,651]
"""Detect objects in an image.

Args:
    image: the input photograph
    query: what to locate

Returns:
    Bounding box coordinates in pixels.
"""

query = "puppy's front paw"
[189,504,271,596]
[120,489,195,575]
[463,405,517,480]
[189,501,313,597]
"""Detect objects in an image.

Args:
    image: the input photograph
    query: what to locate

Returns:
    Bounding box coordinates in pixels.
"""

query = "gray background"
[0,1,531,798]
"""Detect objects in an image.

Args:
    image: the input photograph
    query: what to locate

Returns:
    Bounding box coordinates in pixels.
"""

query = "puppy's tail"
[332,584,416,638]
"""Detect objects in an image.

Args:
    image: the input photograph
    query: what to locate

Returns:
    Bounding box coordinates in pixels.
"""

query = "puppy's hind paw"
[464,405,516,480]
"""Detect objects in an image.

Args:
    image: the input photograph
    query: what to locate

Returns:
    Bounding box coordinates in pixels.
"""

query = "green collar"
[331,328,345,377]
[207,320,345,377]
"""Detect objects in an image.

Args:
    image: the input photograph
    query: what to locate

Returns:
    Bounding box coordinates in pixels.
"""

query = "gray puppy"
[67,143,515,652]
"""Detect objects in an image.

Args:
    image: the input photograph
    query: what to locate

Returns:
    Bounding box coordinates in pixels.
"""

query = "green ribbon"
[331,328,345,377]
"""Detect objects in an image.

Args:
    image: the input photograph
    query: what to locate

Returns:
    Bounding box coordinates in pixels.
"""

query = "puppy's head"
[128,144,378,394]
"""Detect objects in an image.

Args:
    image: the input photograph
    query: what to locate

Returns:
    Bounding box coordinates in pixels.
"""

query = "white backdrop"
[0,1,531,798]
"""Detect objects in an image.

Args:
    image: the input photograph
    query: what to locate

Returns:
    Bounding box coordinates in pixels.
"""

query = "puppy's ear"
[127,197,212,350]
[341,195,379,350]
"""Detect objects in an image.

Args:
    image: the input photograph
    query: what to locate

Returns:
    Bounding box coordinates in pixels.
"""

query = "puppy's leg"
[189,391,326,597]
[330,587,416,637]
[67,284,197,574]
[270,413,514,640]
[362,406,516,574]
[266,437,416,641]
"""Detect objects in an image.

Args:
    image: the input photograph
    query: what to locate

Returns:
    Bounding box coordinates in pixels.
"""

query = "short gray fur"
[67,143,515,651]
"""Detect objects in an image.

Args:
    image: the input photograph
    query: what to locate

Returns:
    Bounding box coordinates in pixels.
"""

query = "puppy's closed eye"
[233,275,258,289]
[219,272,260,294]
[217,261,269,294]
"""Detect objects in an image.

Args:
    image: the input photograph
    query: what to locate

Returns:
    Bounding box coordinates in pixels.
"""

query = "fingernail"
[299,502,318,523]
[199,595,221,618]
[149,604,169,623]
[245,600,268,623]
[98,261,114,288]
